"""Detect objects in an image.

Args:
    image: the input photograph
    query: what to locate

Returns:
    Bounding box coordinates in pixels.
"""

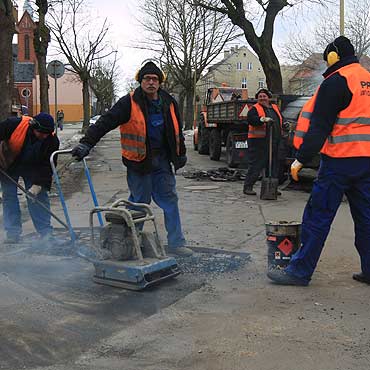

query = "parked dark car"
[280,96,320,169]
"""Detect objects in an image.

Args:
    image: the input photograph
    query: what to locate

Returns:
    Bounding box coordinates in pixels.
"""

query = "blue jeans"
[126,155,186,248]
[287,156,370,282]
[1,174,52,238]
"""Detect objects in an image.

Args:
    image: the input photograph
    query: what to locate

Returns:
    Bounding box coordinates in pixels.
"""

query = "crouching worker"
[0,113,60,244]
[71,61,192,256]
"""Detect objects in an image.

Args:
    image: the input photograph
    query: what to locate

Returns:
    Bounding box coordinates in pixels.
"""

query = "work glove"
[28,185,42,198]
[260,117,273,123]
[290,159,303,181]
[177,155,187,169]
[282,121,291,131]
[71,143,92,161]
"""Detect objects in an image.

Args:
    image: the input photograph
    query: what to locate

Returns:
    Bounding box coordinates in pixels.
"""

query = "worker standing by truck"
[243,89,283,195]
[268,36,370,286]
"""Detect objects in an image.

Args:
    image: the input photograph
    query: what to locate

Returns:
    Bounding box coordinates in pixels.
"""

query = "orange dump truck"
[193,86,255,167]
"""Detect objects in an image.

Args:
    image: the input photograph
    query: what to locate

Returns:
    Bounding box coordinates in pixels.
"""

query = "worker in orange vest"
[268,36,370,286]
[72,61,191,256]
[0,113,59,243]
[243,88,283,195]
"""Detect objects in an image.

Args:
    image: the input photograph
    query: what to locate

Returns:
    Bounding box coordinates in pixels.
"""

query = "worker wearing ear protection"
[0,113,60,244]
[72,61,192,256]
[268,36,370,286]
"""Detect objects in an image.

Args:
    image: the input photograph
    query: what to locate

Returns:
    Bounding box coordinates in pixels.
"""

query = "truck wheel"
[209,129,222,161]
[198,116,209,155]
[226,132,238,168]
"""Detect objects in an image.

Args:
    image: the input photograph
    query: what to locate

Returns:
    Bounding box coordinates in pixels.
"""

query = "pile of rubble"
[182,167,247,182]
[176,251,250,279]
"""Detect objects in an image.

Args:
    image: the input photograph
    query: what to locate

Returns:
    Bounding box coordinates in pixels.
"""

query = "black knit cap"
[255,88,272,99]
[323,36,355,62]
[32,113,55,133]
[138,61,163,83]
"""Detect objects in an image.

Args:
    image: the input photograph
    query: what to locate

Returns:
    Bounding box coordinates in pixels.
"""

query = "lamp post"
[340,0,345,35]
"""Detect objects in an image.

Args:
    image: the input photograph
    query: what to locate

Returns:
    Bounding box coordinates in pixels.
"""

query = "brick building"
[13,9,36,116]
[12,2,91,122]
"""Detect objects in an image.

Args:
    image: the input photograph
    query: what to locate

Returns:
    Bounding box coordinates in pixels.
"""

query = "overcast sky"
[18,0,340,95]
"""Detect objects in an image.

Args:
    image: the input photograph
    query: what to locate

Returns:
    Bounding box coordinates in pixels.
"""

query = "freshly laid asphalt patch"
[0,235,250,370]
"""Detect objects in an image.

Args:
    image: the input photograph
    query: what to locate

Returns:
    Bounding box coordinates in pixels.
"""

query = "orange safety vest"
[120,94,181,161]
[9,116,31,156]
[293,93,318,150]
[293,63,370,157]
[248,103,282,139]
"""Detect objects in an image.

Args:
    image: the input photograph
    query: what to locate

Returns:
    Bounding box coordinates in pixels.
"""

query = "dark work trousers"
[126,153,186,249]
[286,156,370,283]
[243,137,279,188]
[0,174,52,238]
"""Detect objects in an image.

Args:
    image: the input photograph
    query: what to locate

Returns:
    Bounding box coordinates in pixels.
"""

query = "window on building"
[258,79,265,89]
[247,62,252,71]
[236,62,242,70]
[25,34,30,60]
[241,77,247,88]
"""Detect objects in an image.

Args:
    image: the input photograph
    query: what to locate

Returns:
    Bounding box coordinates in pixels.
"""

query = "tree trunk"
[82,79,90,132]
[259,45,283,94]
[177,90,186,122]
[0,2,15,121]
[34,17,50,113]
[184,88,194,130]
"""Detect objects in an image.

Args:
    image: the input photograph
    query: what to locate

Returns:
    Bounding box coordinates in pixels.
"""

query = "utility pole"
[340,0,345,35]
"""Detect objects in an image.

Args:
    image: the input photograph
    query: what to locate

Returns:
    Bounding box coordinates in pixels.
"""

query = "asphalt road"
[1,125,369,370]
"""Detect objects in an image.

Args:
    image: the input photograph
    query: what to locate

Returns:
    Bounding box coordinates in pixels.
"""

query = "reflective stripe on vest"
[120,93,180,161]
[169,103,180,155]
[322,64,370,157]
[8,116,31,156]
[293,94,317,149]
[248,103,282,139]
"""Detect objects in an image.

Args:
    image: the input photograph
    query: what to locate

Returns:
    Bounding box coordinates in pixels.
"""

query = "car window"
[282,97,310,121]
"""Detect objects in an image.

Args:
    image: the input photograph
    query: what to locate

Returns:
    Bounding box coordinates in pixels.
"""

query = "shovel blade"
[260,177,279,200]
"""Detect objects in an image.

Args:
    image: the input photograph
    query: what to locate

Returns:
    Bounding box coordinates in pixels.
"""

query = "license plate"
[235,141,248,149]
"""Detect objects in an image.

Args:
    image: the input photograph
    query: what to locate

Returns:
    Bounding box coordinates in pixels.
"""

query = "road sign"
[21,88,31,98]
[47,60,65,79]
[238,103,249,118]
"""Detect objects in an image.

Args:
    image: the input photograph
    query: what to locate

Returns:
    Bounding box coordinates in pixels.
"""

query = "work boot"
[267,269,309,286]
[243,186,256,195]
[4,234,21,244]
[167,246,193,257]
[352,272,370,285]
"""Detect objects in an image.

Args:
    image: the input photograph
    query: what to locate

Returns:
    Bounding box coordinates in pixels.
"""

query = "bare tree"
[141,0,240,128]
[90,53,119,115]
[285,0,370,64]
[194,0,329,94]
[34,0,50,113]
[0,0,16,120]
[48,0,115,130]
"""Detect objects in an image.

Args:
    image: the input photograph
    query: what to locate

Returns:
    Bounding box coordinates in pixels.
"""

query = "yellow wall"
[33,104,84,123]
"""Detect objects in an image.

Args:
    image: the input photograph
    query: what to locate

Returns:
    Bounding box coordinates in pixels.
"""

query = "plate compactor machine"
[50,149,180,290]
